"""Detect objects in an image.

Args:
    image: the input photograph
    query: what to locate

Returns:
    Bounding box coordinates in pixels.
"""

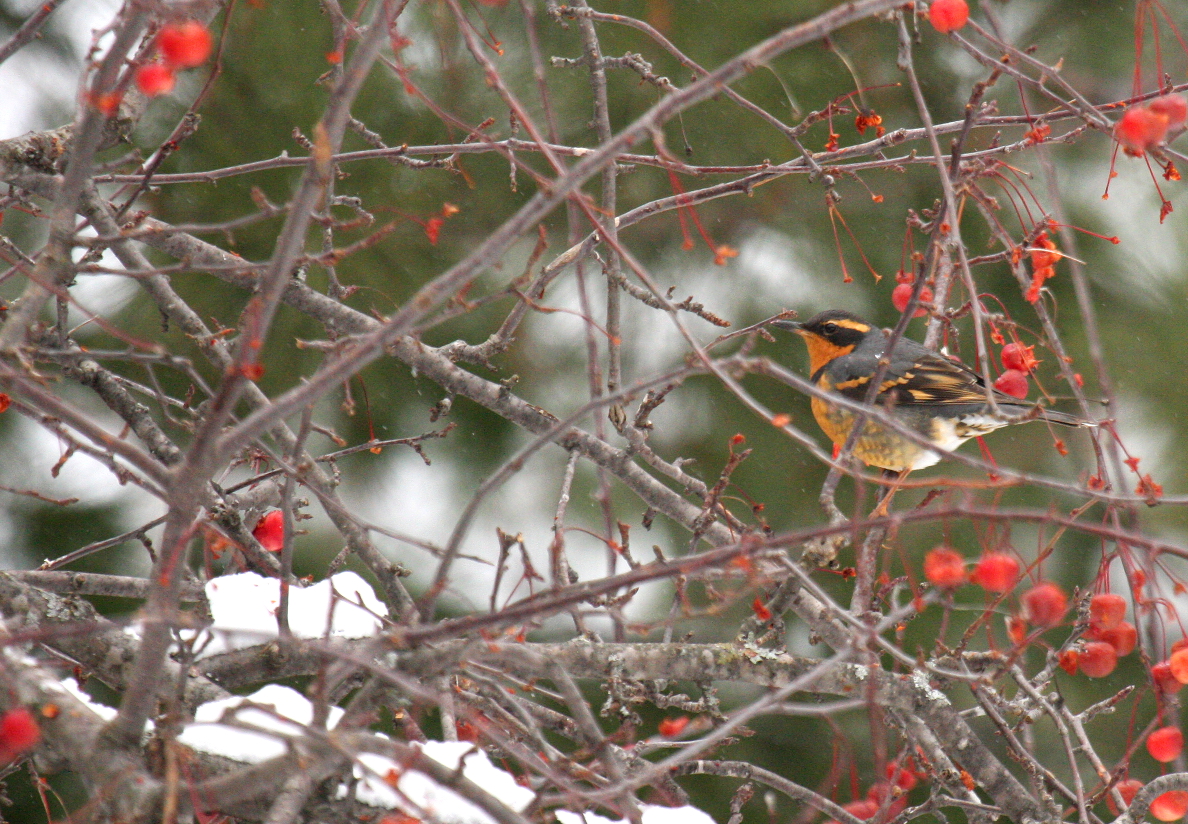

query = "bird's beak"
[771,318,804,335]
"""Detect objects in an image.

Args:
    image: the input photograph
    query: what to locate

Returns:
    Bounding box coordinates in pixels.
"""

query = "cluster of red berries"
[927,0,969,34]
[1149,641,1188,695]
[888,285,1042,401]
[924,548,1021,592]
[924,550,1142,675]
[135,21,213,97]
[1142,725,1188,819]
[924,543,1188,815]
[992,340,1040,399]
[890,270,933,317]
[1055,593,1136,679]
[1109,778,1188,821]
[825,761,920,824]
[1116,94,1188,156]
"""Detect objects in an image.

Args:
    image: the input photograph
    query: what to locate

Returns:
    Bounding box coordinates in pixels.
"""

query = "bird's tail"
[1038,408,1094,427]
[998,404,1092,427]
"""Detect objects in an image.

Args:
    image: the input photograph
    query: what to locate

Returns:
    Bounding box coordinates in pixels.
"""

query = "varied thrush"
[774,309,1088,471]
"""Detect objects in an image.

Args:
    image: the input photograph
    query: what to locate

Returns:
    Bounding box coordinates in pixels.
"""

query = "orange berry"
[1089,593,1127,631]
[1107,778,1143,815]
[1148,726,1184,762]
[135,63,175,96]
[1059,648,1079,675]
[1153,661,1183,694]
[885,761,918,791]
[157,21,212,69]
[252,510,284,552]
[1021,582,1067,627]
[1077,641,1117,678]
[843,799,880,820]
[892,282,932,316]
[1152,791,1188,821]
[1150,94,1188,131]
[1089,620,1137,657]
[1116,105,1169,155]
[751,596,772,621]
[1001,342,1039,373]
[994,369,1029,399]
[865,782,909,818]
[658,716,690,738]
[971,553,1020,593]
[0,708,40,764]
[924,546,967,588]
[1006,615,1028,645]
[928,0,969,33]
[1170,648,1188,684]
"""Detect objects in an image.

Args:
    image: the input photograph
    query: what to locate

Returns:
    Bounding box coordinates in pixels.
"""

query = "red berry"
[1058,648,1079,675]
[1089,593,1127,631]
[1152,791,1188,822]
[1006,614,1028,645]
[843,799,881,820]
[993,368,1029,399]
[1077,641,1118,678]
[864,782,909,818]
[1153,661,1183,694]
[891,283,931,316]
[970,553,1020,593]
[1000,342,1039,373]
[928,0,969,33]
[865,782,892,803]
[924,546,966,588]
[885,761,918,792]
[252,510,285,553]
[1089,620,1137,657]
[1116,105,1169,155]
[135,64,175,97]
[1170,648,1188,684]
[157,21,213,69]
[658,716,690,738]
[1108,778,1144,815]
[1148,726,1184,763]
[455,718,478,741]
[1021,582,1067,627]
[1150,94,1188,131]
[0,708,40,764]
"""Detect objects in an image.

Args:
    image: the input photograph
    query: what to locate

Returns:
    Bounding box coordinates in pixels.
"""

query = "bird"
[773,309,1089,472]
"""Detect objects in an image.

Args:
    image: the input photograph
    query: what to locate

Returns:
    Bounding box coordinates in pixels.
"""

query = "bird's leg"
[871,468,910,518]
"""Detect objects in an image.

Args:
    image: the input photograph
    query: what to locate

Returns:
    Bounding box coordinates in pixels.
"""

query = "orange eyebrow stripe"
[833,319,873,333]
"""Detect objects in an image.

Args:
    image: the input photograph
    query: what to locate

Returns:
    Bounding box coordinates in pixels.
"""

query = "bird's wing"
[824,335,1089,424]
[829,342,995,407]
[877,351,994,406]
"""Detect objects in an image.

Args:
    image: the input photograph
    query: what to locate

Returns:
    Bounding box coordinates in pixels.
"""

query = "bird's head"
[772,310,875,374]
